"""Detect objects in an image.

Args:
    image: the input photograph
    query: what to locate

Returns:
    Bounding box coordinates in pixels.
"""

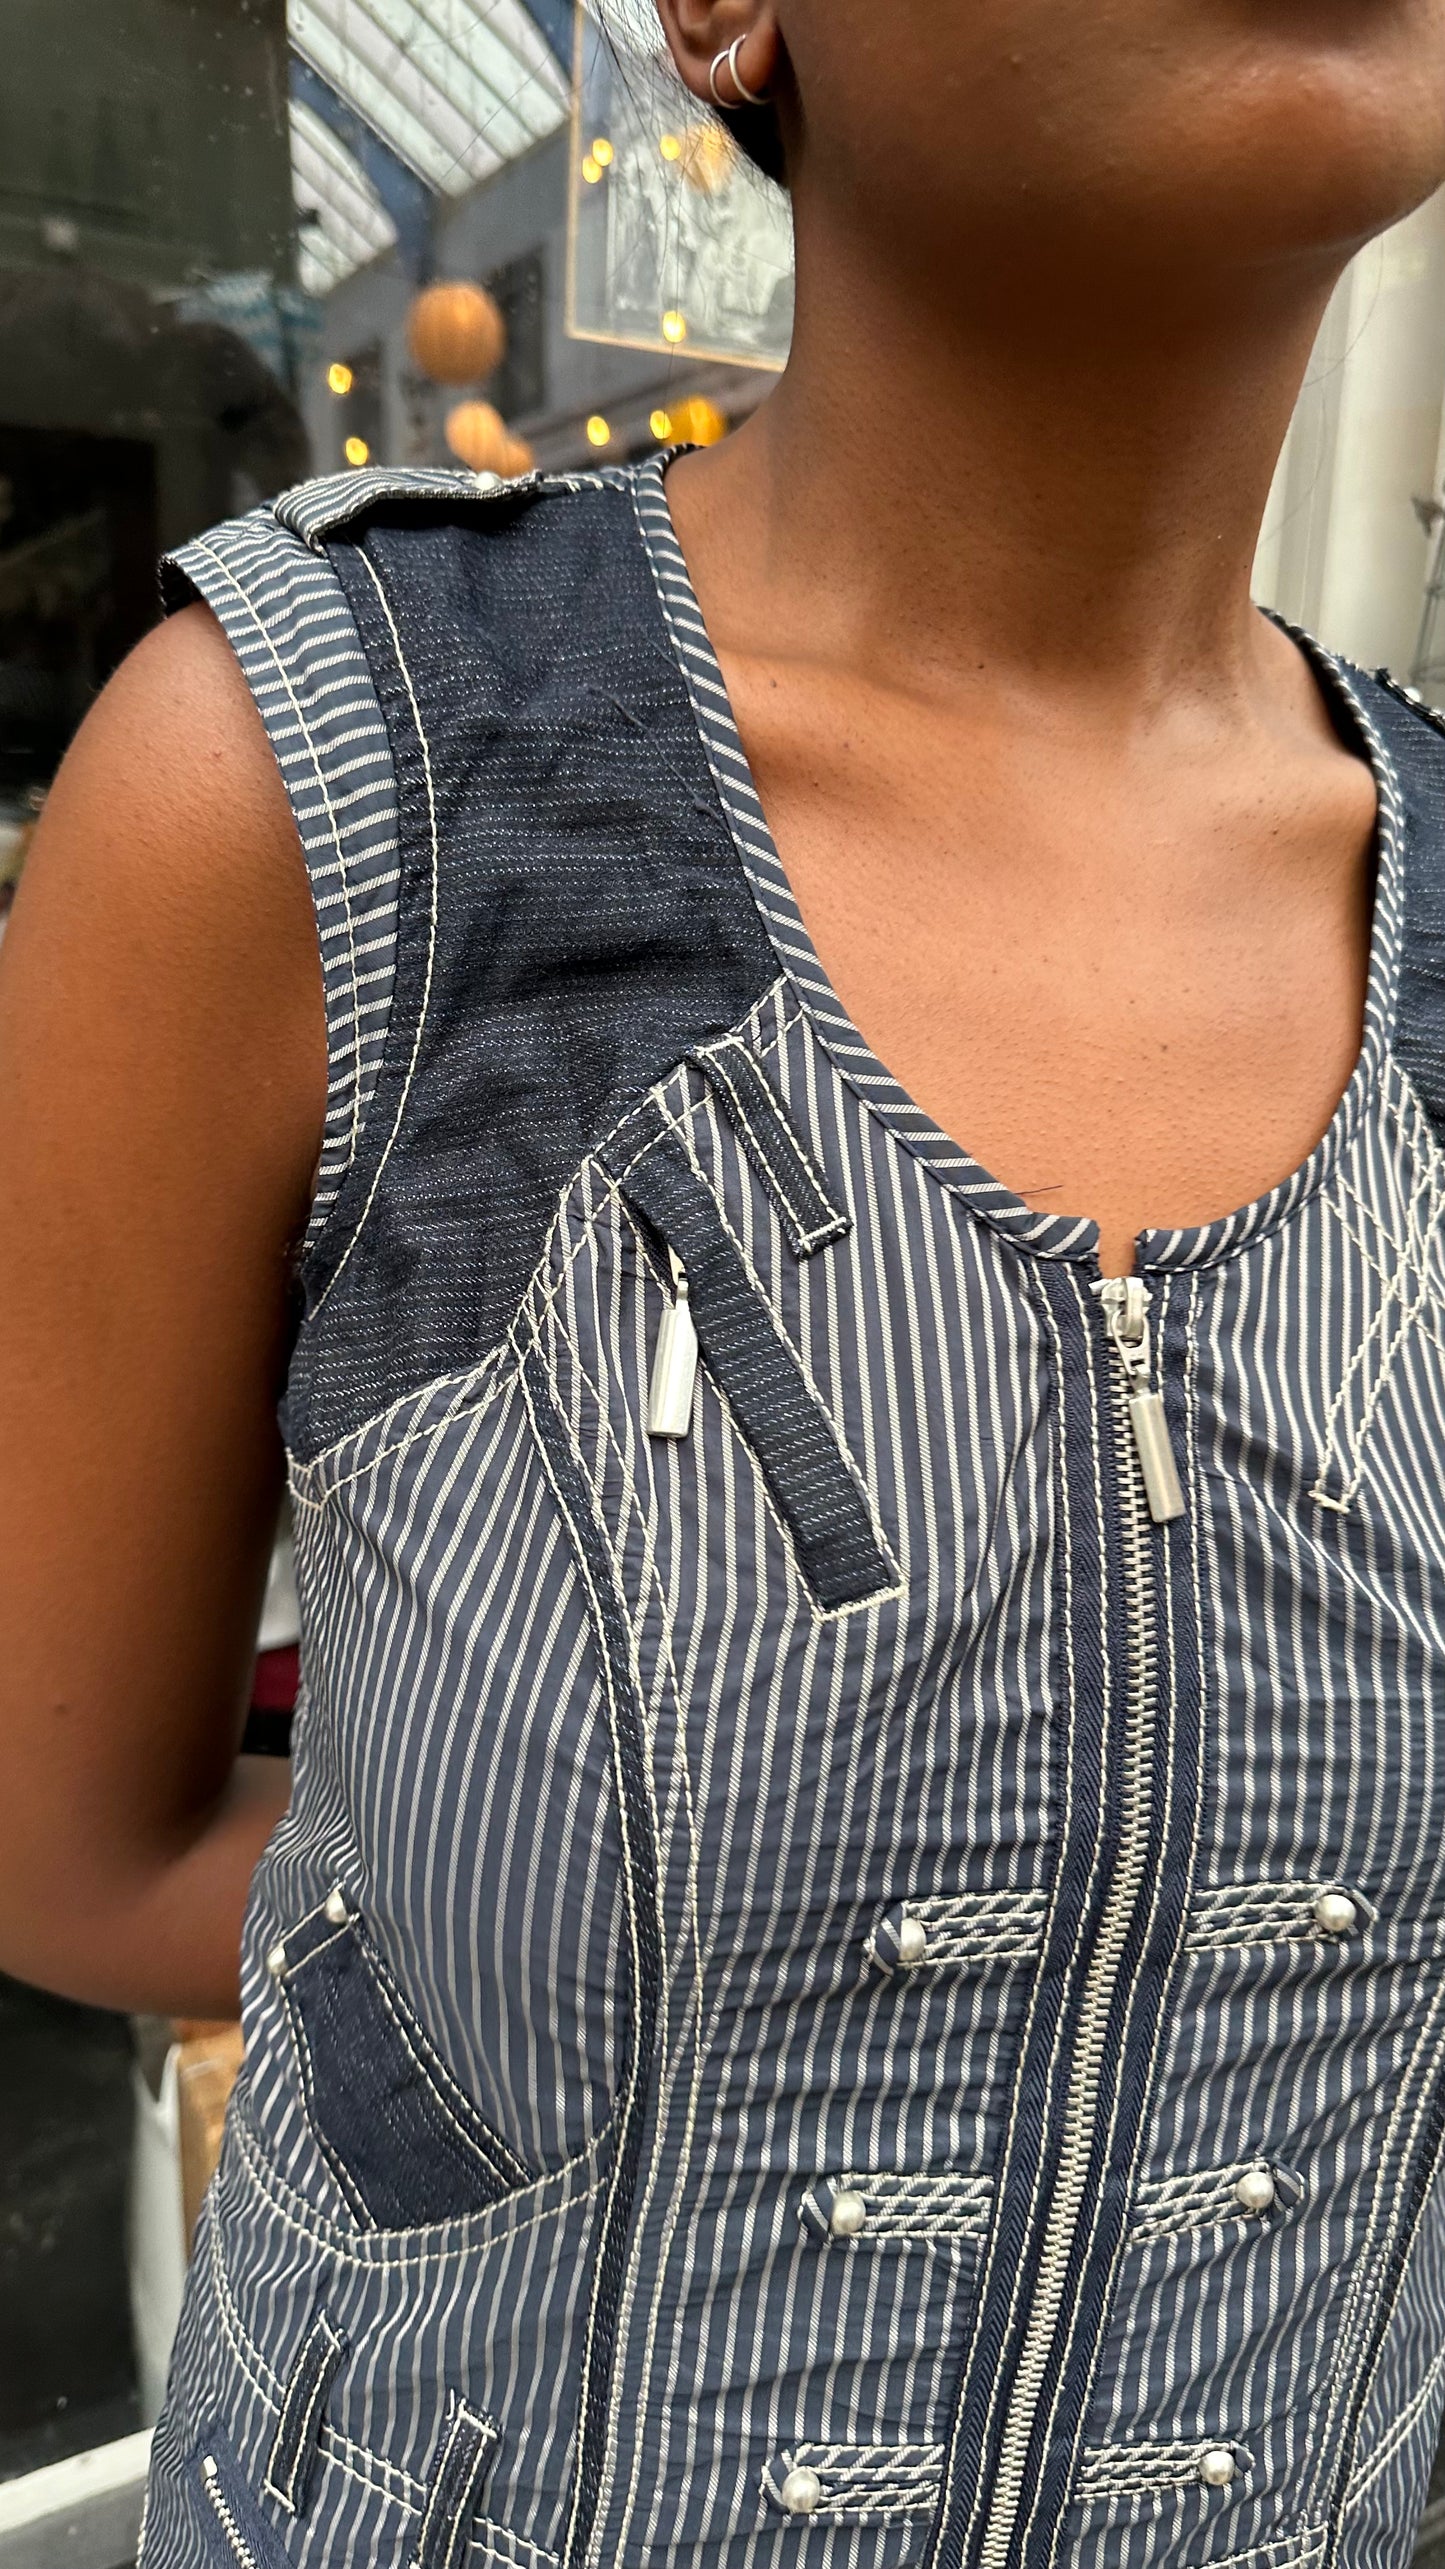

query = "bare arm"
[0,603,328,2016]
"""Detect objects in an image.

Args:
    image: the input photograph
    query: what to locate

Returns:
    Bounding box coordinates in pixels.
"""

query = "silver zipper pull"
[648,1247,699,1438]
[1099,1277,1186,1525]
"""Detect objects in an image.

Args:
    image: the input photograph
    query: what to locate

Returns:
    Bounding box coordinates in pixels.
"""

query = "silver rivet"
[324,1888,349,1925]
[1199,2448,1237,2489]
[896,1915,929,1967]
[829,2189,868,2239]
[201,2457,219,2484]
[780,2467,822,2515]
[265,1943,288,1979]
[1235,2167,1277,2215]
[1314,1890,1358,1937]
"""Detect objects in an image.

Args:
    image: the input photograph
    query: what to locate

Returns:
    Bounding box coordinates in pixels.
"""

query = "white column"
[1254,185,1445,677]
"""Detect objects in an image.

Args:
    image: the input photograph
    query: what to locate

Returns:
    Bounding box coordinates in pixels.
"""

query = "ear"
[651,0,782,112]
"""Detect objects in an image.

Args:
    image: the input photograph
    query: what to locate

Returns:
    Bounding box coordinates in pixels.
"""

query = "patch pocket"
[267,1889,535,2228]
[604,1100,898,1615]
[194,2431,292,2569]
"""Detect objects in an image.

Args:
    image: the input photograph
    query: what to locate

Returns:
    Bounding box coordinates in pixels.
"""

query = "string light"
[327,361,353,396]
[591,138,614,166]
[659,132,681,161]
[581,154,603,183]
[586,414,611,447]
[661,309,687,344]
[344,434,370,467]
[650,408,673,440]
[669,395,727,446]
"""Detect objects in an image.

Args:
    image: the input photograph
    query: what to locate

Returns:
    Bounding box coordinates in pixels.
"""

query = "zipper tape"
[195,2432,288,2569]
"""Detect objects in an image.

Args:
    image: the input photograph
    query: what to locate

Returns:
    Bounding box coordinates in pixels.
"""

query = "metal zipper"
[1098,1279,1186,1527]
[647,1247,698,1438]
[200,2457,264,2569]
[974,1278,1180,2569]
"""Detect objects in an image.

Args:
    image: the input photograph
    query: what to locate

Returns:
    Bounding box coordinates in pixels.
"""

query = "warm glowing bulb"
[659,132,681,161]
[586,414,611,448]
[670,395,727,447]
[661,309,687,345]
[591,137,614,166]
[650,408,673,440]
[327,361,353,396]
[581,154,602,183]
[344,434,370,467]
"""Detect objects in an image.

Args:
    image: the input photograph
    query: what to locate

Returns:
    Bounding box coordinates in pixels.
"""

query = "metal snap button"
[324,1887,349,1925]
[1199,2448,1237,2488]
[896,1915,928,1967]
[1234,2167,1277,2214]
[780,2467,823,2515]
[829,2188,868,2239]
[1313,1890,1358,1938]
[265,1943,288,1979]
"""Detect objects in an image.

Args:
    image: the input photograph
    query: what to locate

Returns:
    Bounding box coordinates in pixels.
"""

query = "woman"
[4,4,1445,2565]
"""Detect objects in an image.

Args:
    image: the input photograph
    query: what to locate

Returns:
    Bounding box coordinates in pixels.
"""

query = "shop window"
[487,249,547,423]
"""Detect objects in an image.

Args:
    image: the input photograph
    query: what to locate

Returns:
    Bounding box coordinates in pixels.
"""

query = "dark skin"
[3,0,1445,2014]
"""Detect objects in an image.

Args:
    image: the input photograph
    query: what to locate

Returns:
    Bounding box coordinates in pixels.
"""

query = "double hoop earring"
[708,34,769,110]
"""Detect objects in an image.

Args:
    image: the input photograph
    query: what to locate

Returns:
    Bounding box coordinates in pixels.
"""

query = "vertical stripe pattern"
[142,460,1445,2569]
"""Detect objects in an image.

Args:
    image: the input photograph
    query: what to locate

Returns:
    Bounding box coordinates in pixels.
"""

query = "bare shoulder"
[0,599,327,1223]
[0,602,328,2006]
[13,601,319,1014]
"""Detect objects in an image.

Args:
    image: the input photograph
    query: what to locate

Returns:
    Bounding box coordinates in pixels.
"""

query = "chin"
[1196,19,1445,257]
[1080,54,1445,281]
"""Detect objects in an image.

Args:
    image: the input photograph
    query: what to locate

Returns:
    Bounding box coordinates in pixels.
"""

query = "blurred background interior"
[4,3,1445,2561]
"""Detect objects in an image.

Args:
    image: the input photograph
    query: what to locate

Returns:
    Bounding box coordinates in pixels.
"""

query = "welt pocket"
[267,1889,535,2229]
[602,1079,898,1616]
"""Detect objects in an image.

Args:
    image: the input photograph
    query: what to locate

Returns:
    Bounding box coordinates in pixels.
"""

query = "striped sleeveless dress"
[143,453,1445,2569]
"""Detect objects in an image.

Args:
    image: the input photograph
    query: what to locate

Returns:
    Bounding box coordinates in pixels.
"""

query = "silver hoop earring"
[708,34,769,112]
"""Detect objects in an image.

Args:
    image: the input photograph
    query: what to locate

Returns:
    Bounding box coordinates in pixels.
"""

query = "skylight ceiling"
[291,97,397,296]
[289,0,569,199]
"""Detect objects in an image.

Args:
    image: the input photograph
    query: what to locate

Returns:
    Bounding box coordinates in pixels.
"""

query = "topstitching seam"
[310,547,441,1316]
[185,537,365,1170]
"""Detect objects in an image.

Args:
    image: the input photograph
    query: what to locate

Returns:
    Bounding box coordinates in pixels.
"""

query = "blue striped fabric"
[162,510,404,1245]
[141,458,1445,2569]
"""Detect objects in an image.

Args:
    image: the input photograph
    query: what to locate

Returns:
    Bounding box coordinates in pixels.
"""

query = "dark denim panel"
[282,480,776,1459]
[412,2400,501,2569]
[1358,671,1445,1146]
[275,1901,534,2228]
[193,2429,294,2569]
[264,2307,348,2516]
[691,1030,851,1255]
[606,1106,897,1612]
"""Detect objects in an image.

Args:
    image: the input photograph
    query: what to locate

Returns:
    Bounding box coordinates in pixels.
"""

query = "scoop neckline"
[630,450,1406,1275]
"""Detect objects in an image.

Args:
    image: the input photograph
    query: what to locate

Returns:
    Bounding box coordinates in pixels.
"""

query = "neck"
[688,212,1347,711]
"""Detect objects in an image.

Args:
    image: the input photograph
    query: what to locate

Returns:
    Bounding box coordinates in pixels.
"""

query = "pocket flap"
[689,1033,849,1255]
[606,1109,898,1614]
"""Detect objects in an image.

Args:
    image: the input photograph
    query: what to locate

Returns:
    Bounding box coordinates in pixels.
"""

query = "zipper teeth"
[201,2465,261,2569]
[976,1354,1159,2569]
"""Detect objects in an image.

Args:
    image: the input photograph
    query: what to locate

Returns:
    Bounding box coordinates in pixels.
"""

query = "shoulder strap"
[160,506,402,1246]
[1349,667,1445,1148]
[273,461,618,552]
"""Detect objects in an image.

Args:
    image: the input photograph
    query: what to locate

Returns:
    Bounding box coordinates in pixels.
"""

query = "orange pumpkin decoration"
[445,403,534,479]
[408,281,506,386]
[444,401,510,472]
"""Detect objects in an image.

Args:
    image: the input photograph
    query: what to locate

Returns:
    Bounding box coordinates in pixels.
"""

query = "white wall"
[1254,186,1445,683]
